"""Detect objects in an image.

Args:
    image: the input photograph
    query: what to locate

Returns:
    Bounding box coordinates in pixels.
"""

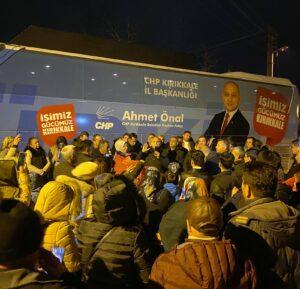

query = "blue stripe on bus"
[9,84,37,105]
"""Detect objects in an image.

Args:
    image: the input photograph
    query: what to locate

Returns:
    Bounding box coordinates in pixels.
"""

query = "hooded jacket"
[0,268,74,289]
[149,239,257,289]
[56,175,95,219]
[226,198,300,289]
[76,175,152,289]
[34,181,81,273]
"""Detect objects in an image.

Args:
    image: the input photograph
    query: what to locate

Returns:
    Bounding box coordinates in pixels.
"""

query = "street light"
[271,45,288,77]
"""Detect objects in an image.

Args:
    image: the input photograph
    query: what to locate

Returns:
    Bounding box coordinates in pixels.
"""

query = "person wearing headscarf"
[139,167,175,243]
[113,138,139,175]
[163,163,181,201]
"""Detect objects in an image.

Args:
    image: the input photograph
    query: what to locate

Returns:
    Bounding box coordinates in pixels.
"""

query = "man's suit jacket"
[204,109,250,146]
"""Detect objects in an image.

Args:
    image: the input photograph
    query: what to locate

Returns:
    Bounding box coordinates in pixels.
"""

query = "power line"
[240,0,266,27]
[199,30,264,52]
[229,0,265,33]
[206,0,265,52]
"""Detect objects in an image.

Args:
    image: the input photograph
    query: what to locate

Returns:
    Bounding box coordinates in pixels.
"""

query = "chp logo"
[95,106,114,130]
[36,103,77,146]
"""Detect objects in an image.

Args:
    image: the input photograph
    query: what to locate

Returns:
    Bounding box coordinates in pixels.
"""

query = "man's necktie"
[220,113,229,136]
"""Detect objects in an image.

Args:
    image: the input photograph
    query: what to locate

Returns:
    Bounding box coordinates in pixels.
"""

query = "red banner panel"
[253,87,290,146]
[36,103,77,146]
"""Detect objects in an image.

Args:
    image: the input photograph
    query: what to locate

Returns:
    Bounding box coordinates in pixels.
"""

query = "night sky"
[1,0,299,88]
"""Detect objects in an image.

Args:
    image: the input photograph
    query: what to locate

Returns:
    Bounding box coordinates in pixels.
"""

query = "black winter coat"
[139,188,175,238]
[204,151,220,175]
[77,221,151,289]
[74,153,94,166]
[0,268,76,289]
[158,201,188,252]
[77,175,152,289]
[231,161,245,188]
[210,170,234,205]
[161,147,186,166]
[137,150,168,172]
[225,198,300,289]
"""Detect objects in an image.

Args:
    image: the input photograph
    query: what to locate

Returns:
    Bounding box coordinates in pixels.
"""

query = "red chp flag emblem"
[253,87,290,146]
[36,104,77,146]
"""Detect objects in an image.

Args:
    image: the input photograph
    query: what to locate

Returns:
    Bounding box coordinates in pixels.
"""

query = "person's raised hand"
[13,134,22,146]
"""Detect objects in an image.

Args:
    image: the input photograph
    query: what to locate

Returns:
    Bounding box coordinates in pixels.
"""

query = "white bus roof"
[222,72,294,87]
[4,43,296,88]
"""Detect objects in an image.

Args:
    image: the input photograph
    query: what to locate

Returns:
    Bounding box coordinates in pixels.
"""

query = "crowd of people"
[0,130,300,289]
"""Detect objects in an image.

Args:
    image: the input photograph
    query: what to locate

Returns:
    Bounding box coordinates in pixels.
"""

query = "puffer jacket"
[149,239,257,289]
[34,181,81,272]
[226,198,300,289]
[76,175,152,289]
[56,175,95,219]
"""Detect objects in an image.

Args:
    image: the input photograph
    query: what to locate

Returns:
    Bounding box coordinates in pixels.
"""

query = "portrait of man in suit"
[204,81,250,146]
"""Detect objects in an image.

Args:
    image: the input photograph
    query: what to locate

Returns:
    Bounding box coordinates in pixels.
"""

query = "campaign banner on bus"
[253,87,290,146]
[0,48,298,148]
[36,103,77,146]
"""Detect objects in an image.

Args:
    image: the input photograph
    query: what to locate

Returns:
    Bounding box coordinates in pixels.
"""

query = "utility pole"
[266,28,277,77]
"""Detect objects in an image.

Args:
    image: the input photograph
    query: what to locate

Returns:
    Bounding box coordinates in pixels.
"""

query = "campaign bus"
[0,44,299,168]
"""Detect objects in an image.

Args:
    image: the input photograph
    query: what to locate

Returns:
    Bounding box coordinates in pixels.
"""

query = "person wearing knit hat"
[71,161,100,181]
[35,181,81,272]
[56,162,101,221]
[0,199,78,289]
